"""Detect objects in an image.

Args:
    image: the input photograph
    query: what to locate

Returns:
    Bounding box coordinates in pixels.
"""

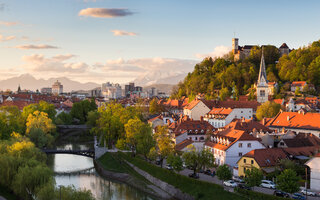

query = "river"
[47,136,155,200]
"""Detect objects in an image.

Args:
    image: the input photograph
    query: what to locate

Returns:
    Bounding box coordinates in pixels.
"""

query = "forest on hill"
[171,40,320,100]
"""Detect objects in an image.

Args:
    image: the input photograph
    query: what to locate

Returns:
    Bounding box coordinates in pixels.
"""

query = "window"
[239,152,242,157]
[239,143,243,148]
[244,159,246,163]
[247,143,251,148]
[260,90,265,97]
[241,111,243,113]
[251,160,254,164]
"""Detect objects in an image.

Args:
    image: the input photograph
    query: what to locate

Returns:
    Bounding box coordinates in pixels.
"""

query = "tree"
[216,164,232,182]
[276,169,300,194]
[22,101,56,122]
[125,118,148,156]
[70,99,97,124]
[256,101,281,121]
[182,147,215,174]
[153,125,174,167]
[219,87,230,101]
[28,128,54,148]
[167,153,183,173]
[295,87,301,96]
[244,167,263,188]
[0,106,25,139]
[149,99,162,114]
[56,112,72,125]
[26,111,56,135]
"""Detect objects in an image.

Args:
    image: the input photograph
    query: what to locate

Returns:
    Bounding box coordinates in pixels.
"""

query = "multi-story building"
[41,87,52,94]
[52,80,63,95]
[101,82,122,99]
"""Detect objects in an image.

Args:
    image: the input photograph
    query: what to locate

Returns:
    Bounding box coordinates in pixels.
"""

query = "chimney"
[200,116,204,122]
[262,118,266,126]
[287,115,290,121]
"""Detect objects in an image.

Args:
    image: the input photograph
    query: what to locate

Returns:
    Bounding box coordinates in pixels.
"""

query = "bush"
[235,187,286,200]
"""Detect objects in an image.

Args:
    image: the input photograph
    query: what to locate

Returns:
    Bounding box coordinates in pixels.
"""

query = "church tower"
[17,84,21,94]
[256,49,269,103]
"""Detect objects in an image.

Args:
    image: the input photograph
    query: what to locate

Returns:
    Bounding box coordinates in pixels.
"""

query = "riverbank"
[95,152,172,199]
[0,185,19,200]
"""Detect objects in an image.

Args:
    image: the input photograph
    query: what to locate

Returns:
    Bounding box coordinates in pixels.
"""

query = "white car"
[232,176,244,183]
[260,180,276,189]
[223,180,238,187]
[300,189,316,196]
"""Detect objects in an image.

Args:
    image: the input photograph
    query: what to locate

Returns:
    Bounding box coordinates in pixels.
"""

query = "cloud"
[78,8,134,18]
[111,30,137,36]
[0,34,16,42]
[195,45,232,59]
[13,44,58,49]
[22,54,88,73]
[0,21,19,26]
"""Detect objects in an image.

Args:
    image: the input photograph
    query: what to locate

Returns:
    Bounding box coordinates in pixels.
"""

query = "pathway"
[0,196,6,200]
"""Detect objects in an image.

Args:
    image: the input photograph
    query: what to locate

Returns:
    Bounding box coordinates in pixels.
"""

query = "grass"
[118,152,246,200]
[97,152,151,184]
[0,185,19,200]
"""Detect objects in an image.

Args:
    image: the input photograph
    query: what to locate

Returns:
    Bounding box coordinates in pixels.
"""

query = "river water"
[47,142,155,200]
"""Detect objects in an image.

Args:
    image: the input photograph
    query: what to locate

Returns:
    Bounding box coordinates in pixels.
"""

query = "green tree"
[276,169,300,194]
[219,87,230,101]
[149,99,162,114]
[216,164,232,183]
[295,87,301,96]
[28,128,54,148]
[70,99,97,124]
[0,106,25,139]
[244,167,263,188]
[182,147,215,174]
[256,101,281,121]
[154,125,174,167]
[56,112,72,125]
[167,153,183,173]
[22,101,56,122]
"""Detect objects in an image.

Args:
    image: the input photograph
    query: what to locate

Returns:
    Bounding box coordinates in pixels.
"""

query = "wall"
[226,141,265,167]
[237,157,260,177]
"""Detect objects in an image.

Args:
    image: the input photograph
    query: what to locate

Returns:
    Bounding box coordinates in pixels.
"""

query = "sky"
[1,0,320,84]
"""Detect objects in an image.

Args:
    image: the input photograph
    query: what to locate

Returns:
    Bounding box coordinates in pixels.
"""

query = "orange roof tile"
[268,111,320,131]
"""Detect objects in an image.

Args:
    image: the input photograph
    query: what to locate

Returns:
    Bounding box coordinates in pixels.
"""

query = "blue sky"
[1,0,320,84]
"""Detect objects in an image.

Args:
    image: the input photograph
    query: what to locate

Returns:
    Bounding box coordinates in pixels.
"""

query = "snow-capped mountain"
[133,70,187,86]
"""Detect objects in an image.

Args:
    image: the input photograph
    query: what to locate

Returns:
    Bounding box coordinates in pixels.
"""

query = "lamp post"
[59,185,62,200]
[305,167,308,200]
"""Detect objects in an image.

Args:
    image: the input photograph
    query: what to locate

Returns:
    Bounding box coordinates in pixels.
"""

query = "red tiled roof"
[281,133,320,148]
[0,101,30,110]
[241,148,288,167]
[291,81,307,87]
[175,139,194,151]
[273,99,284,105]
[208,107,233,115]
[268,111,320,131]
[148,115,163,123]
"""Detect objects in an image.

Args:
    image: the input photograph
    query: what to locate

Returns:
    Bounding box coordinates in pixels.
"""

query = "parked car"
[292,193,306,200]
[188,173,199,179]
[204,169,212,175]
[237,183,251,190]
[300,189,316,196]
[232,176,245,183]
[273,190,289,198]
[166,164,173,170]
[260,180,276,189]
[223,180,238,187]
[182,162,187,168]
[155,159,161,165]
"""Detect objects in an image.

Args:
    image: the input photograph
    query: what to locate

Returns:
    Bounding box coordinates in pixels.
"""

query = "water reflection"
[47,151,154,200]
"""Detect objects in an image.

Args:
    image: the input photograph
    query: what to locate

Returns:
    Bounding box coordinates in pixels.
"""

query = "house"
[148,115,164,130]
[237,148,288,177]
[306,153,320,191]
[204,107,253,129]
[268,82,278,95]
[160,97,189,115]
[172,117,214,144]
[204,120,266,167]
[273,98,285,106]
[267,110,320,137]
[277,133,320,148]
[286,98,313,112]
[183,99,214,120]
[291,81,307,92]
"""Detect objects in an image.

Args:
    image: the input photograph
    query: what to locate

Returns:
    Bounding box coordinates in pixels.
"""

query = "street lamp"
[58,185,62,200]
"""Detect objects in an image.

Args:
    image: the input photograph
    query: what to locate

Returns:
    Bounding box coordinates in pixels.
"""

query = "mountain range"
[0,71,186,93]
[0,74,100,92]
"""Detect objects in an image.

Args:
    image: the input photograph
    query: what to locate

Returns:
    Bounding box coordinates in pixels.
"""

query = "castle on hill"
[232,38,291,61]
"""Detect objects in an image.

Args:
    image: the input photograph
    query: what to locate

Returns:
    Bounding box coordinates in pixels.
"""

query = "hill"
[171,39,320,99]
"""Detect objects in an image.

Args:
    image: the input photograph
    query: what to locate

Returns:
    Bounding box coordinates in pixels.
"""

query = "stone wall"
[126,161,194,200]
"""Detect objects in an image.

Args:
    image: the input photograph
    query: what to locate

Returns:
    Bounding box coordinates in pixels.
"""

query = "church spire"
[17,84,21,93]
[257,48,268,86]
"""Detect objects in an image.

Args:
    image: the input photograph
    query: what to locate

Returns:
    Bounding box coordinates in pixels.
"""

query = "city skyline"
[1,0,320,84]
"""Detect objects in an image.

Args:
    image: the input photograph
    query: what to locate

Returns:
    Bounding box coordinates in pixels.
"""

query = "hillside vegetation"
[172,40,320,99]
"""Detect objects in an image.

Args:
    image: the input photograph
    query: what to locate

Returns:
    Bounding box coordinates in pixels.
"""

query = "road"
[162,159,320,200]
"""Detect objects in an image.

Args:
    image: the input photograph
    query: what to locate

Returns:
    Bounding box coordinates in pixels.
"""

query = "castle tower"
[257,49,269,103]
[232,38,239,54]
